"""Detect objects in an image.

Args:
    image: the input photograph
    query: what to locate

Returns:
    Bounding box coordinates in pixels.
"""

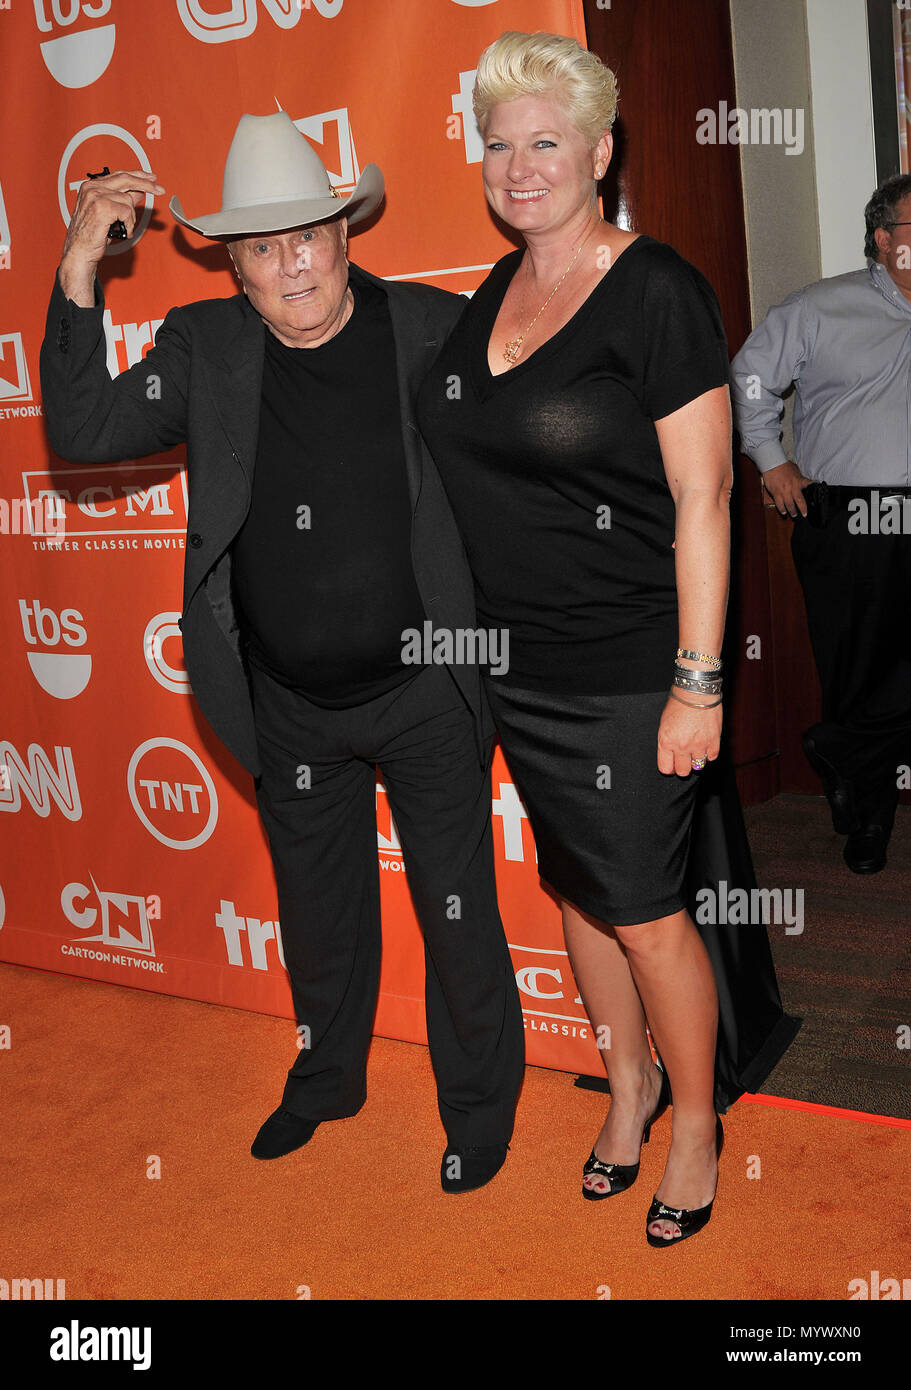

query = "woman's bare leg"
[562,901,663,1194]
[564,901,718,1237]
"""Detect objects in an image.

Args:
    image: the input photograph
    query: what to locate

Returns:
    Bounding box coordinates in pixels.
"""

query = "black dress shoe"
[251,1106,319,1159]
[843,824,889,874]
[802,730,857,834]
[441,1142,509,1193]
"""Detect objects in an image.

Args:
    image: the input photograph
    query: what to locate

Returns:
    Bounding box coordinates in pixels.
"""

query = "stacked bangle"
[672,647,723,704]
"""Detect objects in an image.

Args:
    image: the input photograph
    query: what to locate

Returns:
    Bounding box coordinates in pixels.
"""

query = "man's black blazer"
[39,261,490,778]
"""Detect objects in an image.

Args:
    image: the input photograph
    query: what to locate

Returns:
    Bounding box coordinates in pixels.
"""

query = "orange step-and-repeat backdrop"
[0,0,602,1075]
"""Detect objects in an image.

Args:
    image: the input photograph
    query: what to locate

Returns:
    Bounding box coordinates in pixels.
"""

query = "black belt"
[804,481,911,526]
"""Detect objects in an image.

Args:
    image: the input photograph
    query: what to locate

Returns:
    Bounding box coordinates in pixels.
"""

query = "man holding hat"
[40,112,524,1192]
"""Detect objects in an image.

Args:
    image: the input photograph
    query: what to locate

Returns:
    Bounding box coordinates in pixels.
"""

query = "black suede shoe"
[251,1106,319,1159]
[802,730,857,834]
[843,824,889,874]
[441,1142,509,1193]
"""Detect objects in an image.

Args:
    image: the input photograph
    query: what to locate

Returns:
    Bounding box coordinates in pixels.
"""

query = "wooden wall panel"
[583,0,779,804]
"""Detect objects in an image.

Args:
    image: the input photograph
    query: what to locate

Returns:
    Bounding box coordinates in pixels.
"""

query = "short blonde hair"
[473,31,618,147]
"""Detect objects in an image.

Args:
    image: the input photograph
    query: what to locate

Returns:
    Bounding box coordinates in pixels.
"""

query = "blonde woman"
[418,31,732,1246]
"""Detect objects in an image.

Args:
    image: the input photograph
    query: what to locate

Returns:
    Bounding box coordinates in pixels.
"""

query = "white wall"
[805,0,878,276]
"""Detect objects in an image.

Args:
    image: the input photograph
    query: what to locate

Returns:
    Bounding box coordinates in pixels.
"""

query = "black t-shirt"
[416,235,729,694]
[231,272,425,705]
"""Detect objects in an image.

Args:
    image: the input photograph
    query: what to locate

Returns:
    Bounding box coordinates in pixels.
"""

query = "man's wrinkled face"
[228,216,351,347]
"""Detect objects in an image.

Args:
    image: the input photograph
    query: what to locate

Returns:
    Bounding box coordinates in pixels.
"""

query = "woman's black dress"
[417,235,800,1109]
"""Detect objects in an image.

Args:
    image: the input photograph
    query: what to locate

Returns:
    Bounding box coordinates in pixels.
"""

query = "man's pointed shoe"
[251,1106,319,1159]
[441,1142,509,1193]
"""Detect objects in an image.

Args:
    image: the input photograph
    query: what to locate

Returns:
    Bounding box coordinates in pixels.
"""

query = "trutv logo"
[20,599,91,699]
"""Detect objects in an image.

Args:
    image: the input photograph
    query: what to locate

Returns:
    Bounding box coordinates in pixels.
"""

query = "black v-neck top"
[416,235,729,693]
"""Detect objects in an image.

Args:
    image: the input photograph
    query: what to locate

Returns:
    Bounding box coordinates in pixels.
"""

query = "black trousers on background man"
[791,482,911,827]
[248,658,525,1147]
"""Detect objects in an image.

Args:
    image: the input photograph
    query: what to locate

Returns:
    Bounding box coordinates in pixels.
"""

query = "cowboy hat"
[169,111,384,238]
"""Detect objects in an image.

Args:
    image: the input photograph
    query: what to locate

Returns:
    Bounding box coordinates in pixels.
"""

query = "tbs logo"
[19,599,91,699]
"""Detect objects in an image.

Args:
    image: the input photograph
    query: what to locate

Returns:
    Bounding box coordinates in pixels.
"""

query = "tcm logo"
[22,465,188,538]
[128,738,218,850]
[143,613,190,695]
[59,125,154,253]
[0,742,81,821]
[176,0,343,44]
[215,899,285,971]
[35,0,115,89]
[62,876,157,955]
[0,333,33,403]
[20,599,91,699]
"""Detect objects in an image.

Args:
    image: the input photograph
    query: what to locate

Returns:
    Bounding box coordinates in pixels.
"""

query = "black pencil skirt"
[484,681,700,926]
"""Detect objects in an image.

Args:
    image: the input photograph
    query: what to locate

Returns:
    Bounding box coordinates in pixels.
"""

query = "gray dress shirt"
[730,260,911,485]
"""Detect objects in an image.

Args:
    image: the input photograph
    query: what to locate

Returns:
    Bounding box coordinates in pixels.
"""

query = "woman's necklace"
[502,231,592,365]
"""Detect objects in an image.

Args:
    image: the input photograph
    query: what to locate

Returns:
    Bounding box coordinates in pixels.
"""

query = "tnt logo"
[20,599,91,699]
[0,742,81,821]
[215,899,285,971]
[0,333,32,403]
[34,0,115,89]
[62,876,156,955]
[127,738,218,850]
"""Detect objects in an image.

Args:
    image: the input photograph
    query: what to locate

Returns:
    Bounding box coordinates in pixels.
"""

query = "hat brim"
[169,162,384,238]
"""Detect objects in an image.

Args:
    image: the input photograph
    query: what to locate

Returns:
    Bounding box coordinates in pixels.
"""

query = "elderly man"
[731,173,911,875]
[39,112,524,1191]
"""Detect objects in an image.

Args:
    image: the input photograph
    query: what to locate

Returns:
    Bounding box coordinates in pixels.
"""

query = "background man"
[731,173,911,875]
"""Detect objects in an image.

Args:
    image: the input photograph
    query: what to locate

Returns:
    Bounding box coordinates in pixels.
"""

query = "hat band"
[223,187,345,211]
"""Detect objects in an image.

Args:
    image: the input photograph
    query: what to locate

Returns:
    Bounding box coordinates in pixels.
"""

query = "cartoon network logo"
[376,781,402,866]
[22,465,188,538]
[0,742,81,820]
[62,876,157,955]
[20,599,91,699]
[176,0,343,44]
[35,0,115,89]
[127,738,218,850]
[0,333,33,404]
[143,613,190,694]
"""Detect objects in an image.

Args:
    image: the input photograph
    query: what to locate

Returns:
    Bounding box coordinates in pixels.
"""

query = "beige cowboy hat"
[169,111,384,238]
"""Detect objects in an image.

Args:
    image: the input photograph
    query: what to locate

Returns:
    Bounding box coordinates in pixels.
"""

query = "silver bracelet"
[669,688,723,709]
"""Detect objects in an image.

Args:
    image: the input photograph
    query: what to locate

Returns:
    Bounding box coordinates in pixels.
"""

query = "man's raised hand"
[59,169,165,306]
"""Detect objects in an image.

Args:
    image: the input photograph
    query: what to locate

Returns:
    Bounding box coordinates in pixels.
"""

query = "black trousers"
[791,483,911,822]
[248,659,525,1146]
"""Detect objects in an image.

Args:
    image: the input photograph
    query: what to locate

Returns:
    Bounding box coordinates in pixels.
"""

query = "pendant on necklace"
[503,339,521,364]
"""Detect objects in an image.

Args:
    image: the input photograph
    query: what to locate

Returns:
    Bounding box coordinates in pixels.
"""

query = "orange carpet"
[2,960,908,1301]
